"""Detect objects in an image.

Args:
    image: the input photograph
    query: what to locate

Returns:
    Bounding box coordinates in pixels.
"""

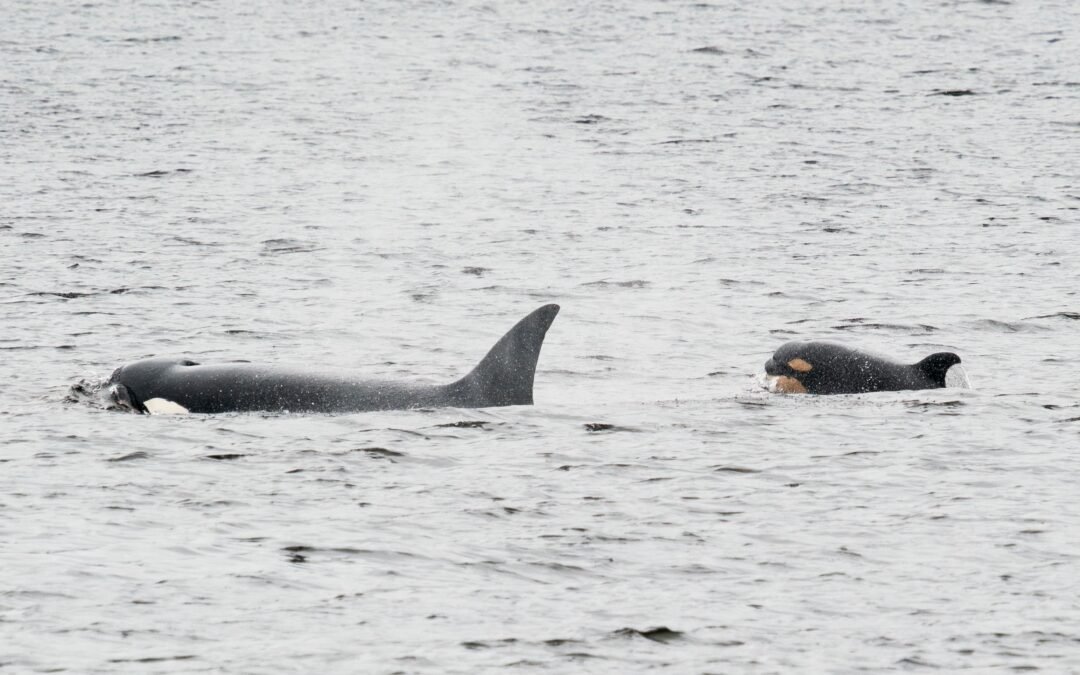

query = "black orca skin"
[764,340,960,395]
[109,304,559,414]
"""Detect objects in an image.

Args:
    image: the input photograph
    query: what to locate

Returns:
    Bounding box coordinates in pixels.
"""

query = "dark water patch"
[109,286,166,295]
[109,655,196,664]
[462,638,519,650]
[260,238,322,255]
[1024,312,1080,321]
[29,291,95,299]
[107,451,149,462]
[20,232,47,238]
[931,89,978,96]
[544,638,583,647]
[122,35,182,43]
[580,279,650,289]
[27,286,165,300]
[462,266,490,276]
[713,465,760,473]
[282,544,422,560]
[350,447,406,461]
[573,114,609,124]
[812,450,881,458]
[134,168,193,177]
[613,626,684,644]
[436,420,488,429]
[170,236,223,247]
[584,423,638,433]
[905,400,966,409]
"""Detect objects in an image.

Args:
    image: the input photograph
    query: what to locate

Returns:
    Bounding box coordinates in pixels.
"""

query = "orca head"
[764,341,817,394]
[108,358,200,413]
[108,381,147,413]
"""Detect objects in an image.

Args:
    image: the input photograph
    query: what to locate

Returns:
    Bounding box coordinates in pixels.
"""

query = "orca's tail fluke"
[916,352,962,387]
[451,304,560,407]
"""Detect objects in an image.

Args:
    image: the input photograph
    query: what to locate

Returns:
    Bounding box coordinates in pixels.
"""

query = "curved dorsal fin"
[451,304,560,407]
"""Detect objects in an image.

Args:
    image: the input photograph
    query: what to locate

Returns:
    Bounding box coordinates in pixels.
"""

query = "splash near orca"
[764,341,960,395]
[109,304,560,414]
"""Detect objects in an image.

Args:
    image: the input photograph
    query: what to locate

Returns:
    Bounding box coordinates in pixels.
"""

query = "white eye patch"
[787,358,813,373]
[142,398,190,415]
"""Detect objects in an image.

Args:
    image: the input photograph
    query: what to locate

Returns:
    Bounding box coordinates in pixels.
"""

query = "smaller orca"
[109,304,559,414]
[764,341,961,395]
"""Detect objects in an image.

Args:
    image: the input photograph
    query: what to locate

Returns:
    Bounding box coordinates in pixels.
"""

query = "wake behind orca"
[109,304,559,414]
[764,340,960,395]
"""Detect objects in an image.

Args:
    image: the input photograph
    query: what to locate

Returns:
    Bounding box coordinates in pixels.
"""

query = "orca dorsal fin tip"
[916,352,961,386]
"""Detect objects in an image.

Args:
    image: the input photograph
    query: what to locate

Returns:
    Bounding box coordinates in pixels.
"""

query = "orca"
[109,304,559,414]
[764,340,960,395]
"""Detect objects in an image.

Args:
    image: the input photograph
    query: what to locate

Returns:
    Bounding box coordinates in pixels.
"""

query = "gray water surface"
[3,0,1080,672]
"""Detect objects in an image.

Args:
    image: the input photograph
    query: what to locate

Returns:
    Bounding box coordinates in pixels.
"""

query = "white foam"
[945,364,973,389]
[142,398,190,415]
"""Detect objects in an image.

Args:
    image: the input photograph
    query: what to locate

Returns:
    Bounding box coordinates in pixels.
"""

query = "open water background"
[2,0,1079,672]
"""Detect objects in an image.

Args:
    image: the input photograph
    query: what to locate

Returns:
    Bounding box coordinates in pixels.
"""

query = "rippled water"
[3,0,1080,672]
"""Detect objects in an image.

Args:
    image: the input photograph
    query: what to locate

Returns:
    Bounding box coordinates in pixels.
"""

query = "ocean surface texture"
[3,0,1079,672]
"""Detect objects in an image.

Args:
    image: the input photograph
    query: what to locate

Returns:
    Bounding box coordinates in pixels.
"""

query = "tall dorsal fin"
[451,304,559,407]
[915,352,961,387]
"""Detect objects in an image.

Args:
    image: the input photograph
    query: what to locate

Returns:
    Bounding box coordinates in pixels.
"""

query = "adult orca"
[109,304,560,414]
[764,340,960,395]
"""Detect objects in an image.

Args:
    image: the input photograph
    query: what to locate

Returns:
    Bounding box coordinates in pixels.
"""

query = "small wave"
[1023,312,1080,321]
[832,320,938,333]
[611,626,684,644]
[134,168,193,178]
[66,377,133,412]
[259,238,322,255]
[967,318,1050,333]
[21,286,166,301]
[579,279,650,289]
